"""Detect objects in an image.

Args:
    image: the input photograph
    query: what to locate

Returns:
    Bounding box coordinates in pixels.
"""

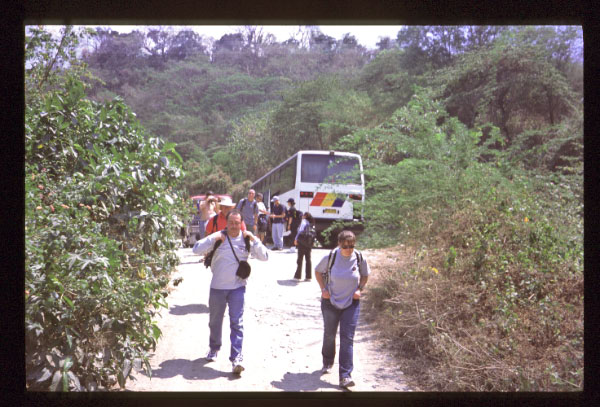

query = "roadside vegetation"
[25,27,187,390]
[25,25,582,391]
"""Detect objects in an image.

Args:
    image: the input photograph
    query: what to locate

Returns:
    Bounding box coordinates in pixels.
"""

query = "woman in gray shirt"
[314,230,369,389]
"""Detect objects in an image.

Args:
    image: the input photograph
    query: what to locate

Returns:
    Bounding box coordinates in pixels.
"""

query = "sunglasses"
[341,244,355,249]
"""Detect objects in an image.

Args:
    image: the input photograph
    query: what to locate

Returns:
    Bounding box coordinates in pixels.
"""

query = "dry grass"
[361,242,583,391]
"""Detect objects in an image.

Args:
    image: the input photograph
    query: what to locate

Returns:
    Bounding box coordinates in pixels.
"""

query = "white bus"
[251,150,365,246]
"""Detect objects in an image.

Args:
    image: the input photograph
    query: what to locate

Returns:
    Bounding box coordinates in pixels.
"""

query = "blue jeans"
[272,222,284,249]
[208,286,245,362]
[321,298,360,379]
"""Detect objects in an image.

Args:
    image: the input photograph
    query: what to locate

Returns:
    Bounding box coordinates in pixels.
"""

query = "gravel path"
[124,247,411,392]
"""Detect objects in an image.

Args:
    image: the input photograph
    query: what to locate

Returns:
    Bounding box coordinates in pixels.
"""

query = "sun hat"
[219,197,235,207]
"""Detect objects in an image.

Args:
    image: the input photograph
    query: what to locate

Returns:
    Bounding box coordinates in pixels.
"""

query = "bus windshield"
[300,154,361,184]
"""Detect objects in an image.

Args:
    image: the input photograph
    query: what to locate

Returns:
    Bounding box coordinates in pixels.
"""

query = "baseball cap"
[272,196,279,201]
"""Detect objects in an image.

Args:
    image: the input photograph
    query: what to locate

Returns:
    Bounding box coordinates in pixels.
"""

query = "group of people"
[191,192,370,389]
[194,190,313,281]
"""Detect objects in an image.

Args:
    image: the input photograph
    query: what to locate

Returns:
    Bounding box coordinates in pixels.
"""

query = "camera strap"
[226,234,241,264]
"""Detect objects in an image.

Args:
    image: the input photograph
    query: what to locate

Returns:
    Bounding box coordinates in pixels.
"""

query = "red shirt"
[205,212,247,235]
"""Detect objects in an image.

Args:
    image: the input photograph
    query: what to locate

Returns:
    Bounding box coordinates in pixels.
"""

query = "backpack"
[204,214,219,234]
[323,248,363,286]
[257,214,268,231]
[239,198,257,213]
[297,223,316,248]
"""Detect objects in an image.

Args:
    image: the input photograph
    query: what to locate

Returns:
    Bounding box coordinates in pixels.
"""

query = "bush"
[349,88,582,390]
[25,27,186,391]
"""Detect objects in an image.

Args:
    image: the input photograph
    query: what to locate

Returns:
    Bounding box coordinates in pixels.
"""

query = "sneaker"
[321,364,333,374]
[271,247,280,251]
[206,349,218,361]
[232,358,245,375]
[304,278,312,282]
[340,376,355,388]
[293,276,301,281]
[288,247,296,253]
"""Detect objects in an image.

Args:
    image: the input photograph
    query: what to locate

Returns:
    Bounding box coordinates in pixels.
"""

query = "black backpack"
[297,223,316,248]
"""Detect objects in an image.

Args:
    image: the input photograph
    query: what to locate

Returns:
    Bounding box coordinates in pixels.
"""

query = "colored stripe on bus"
[310,192,327,206]
[310,192,345,207]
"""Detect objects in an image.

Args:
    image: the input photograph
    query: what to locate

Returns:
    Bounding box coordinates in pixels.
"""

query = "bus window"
[269,156,296,195]
[301,154,361,184]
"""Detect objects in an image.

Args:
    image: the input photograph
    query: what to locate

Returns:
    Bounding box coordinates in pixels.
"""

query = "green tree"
[25,26,185,391]
[436,38,578,143]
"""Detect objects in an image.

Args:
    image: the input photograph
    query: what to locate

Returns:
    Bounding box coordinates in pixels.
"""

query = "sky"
[40,25,405,50]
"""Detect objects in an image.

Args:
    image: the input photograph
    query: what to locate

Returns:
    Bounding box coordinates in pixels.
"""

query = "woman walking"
[314,230,370,389]
[293,212,315,281]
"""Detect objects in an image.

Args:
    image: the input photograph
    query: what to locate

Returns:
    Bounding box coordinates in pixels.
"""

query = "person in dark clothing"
[294,212,315,281]
[269,196,285,250]
[285,198,301,251]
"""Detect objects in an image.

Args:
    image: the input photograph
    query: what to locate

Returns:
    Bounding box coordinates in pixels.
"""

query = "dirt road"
[124,246,411,392]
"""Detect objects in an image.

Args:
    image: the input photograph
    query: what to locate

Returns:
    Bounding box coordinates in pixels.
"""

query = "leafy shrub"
[354,89,582,390]
[25,27,186,391]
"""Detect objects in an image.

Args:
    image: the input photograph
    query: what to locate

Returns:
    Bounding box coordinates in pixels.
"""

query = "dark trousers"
[284,224,299,247]
[294,245,312,279]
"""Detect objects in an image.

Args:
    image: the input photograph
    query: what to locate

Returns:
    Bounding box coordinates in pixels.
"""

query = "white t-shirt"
[257,201,267,213]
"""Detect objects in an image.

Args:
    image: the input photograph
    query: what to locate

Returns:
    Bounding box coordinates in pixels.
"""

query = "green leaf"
[63,356,73,371]
[63,296,74,309]
[62,371,69,392]
[117,371,125,389]
[151,324,161,340]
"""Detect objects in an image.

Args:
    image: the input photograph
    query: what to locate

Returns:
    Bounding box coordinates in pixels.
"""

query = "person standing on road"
[285,198,301,252]
[206,197,246,235]
[314,230,370,389]
[236,189,259,235]
[269,196,285,251]
[255,193,269,244]
[294,212,315,281]
[192,210,269,375]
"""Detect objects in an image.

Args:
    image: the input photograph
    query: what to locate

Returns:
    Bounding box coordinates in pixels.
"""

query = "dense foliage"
[25,26,186,391]
[26,24,582,391]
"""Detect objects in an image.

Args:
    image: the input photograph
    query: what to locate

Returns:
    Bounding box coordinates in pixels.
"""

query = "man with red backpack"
[205,196,246,234]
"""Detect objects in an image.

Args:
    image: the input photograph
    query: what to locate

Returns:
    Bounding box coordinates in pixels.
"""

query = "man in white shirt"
[192,209,268,375]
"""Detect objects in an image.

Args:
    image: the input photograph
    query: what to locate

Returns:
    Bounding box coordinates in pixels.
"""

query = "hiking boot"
[321,364,333,374]
[205,349,218,362]
[340,376,355,388]
[232,357,245,375]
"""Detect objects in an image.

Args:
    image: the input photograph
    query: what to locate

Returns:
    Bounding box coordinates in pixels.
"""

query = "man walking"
[236,189,259,234]
[269,196,285,251]
[193,210,269,375]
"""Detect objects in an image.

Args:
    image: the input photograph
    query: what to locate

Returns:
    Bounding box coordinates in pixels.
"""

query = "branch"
[38,26,72,91]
